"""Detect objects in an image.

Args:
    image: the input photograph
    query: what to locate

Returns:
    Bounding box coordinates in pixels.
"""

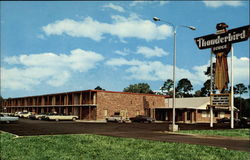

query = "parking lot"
[0,118,249,152]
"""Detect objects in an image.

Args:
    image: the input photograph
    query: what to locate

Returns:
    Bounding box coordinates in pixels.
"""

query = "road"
[1,119,249,152]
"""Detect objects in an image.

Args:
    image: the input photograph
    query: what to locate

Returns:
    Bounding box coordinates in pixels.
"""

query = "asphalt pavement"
[1,119,249,152]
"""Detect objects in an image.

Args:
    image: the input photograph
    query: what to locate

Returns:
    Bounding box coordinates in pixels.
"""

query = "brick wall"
[96,92,165,120]
[196,110,231,123]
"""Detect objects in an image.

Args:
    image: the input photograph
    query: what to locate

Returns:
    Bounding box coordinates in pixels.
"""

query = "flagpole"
[210,49,213,127]
[230,45,234,129]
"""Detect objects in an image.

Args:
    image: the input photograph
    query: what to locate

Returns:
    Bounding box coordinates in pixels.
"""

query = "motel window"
[104,109,108,117]
[201,111,207,118]
[219,112,225,118]
[201,111,210,118]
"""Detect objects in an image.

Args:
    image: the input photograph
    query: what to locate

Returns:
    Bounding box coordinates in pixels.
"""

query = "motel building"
[1,90,236,123]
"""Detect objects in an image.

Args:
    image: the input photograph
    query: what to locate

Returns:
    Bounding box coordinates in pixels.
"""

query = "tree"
[160,79,173,95]
[176,78,193,97]
[123,83,154,94]
[199,79,216,97]
[234,83,248,118]
[94,86,105,91]
[0,96,4,112]
[234,83,248,96]
[198,63,216,97]
[204,62,216,77]
[194,90,202,97]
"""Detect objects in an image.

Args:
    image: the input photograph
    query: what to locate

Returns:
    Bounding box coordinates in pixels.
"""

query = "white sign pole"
[231,45,234,129]
[210,50,213,128]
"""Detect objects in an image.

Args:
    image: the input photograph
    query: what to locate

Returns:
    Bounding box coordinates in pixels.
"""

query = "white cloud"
[228,56,249,85]
[2,49,104,90]
[106,58,203,84]
[102,3,125,12]
[42,14,172,41]
[115,48,131,56]
[106,56,249,86]
[203,1,243,8]
[130,1,169,7]
[136,46,168,58]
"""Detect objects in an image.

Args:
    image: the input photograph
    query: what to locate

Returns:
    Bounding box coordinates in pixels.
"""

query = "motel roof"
[4,90,169,100]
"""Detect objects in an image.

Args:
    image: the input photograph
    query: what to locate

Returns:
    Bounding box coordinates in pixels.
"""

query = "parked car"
[0,114,19,123]
[19,112,32,118]
[106,115,130,123]
[106,115,123,123]
[216,117,240,124]
[239,117,250,128]
[41,113,58,120]
[14,111,22,117]
[130,115,155,123]
[29,113,46,120]
[43,113,78,121]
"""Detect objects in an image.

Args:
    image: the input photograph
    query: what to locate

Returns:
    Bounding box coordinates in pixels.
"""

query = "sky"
[1,1,249,98]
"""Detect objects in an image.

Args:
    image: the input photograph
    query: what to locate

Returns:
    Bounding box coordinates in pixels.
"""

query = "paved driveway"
[1,119,249,152]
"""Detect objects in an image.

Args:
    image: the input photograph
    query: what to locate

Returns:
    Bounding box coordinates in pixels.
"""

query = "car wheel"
[55,119,59,122]
[6,121,10,124]
[72,117,76,121]
[38,117,42,120]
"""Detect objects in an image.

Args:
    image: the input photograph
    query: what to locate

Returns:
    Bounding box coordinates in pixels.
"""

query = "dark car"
[217,117,230,123]
[239,117,250,128]
[130,115,155,123]
[217,117,240,124]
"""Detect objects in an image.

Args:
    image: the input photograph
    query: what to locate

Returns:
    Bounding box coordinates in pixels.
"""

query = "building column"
[80,92,82,105]
[93,93,96,104]
[194,110,198,122]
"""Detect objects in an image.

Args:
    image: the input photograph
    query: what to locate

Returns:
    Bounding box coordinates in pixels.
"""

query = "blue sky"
[1,1,249,98]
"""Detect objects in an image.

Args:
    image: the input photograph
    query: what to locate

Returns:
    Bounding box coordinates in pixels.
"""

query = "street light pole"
[153,17,196,132]
[172,27,176,127]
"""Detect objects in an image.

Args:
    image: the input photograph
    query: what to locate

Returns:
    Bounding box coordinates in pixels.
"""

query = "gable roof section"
[165,97,210,110]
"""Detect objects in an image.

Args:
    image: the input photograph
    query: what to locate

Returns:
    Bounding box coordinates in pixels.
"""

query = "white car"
[45,114,78,121]
[19,112,32,118]
[14,111,22,117]
[0,114,19,123]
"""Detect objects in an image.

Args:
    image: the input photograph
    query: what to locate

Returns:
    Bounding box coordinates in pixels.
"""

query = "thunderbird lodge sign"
[194,23,250,108]
[194,25,249,50]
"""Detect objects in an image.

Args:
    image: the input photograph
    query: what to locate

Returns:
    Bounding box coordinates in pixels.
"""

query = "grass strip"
[1,132,249,160]
[178,129,250,138]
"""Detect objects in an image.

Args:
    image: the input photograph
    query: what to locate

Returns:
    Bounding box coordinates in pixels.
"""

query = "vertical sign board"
[194,24,250,103]
[194,24,249,128]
